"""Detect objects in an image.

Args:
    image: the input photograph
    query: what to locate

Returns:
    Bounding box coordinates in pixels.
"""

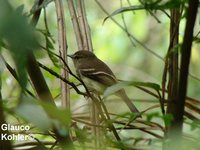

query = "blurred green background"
[0,0,199,149]
[5,0,200,102]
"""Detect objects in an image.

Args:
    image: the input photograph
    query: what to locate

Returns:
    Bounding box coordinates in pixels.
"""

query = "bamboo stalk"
[54,0,70,108]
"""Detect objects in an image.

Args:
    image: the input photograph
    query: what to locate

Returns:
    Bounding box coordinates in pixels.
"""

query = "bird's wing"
[79,68,117,86]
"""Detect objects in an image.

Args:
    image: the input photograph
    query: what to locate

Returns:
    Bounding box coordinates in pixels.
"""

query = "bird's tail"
[117,89,141,116]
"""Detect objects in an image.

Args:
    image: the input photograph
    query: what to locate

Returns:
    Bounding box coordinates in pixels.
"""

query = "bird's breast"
[81,75,106,95]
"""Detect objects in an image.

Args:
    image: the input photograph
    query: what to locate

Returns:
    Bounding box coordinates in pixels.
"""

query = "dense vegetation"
[0,0,200,149]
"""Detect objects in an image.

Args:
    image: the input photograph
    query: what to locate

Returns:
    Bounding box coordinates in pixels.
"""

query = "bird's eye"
[74,56,79,59]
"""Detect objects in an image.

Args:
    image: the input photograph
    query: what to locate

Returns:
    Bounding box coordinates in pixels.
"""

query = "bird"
[68,50,140,114]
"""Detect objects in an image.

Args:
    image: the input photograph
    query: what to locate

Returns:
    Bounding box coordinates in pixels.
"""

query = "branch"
[174,0,198,132]
[54,0,69,108]
[29,0,55,105]
[37,61,86,96]
[164,1,199,149]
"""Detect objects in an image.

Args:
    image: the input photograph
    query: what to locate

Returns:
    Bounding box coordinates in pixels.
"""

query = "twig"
[13,141,55,148]
[115,121,163,139]
[37,61,86,96]
[120,0,136,46]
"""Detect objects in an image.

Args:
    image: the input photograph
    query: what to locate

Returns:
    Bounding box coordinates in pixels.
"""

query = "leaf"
[15,97,71,135]
[15,4,24,14]
[104,81,160,98]
[14,98,52,131]
[0,1,39,89]
[104,5,145,23]
[47,50,60,67]
[30,0,54,15]
[146,112,160,121]
[38,29,60,67]
[190,120,200,131]
[39,101,71,127]
[45,37,60,67]
[46,37,54,50]
[162,114,173,127]
[39,101,71,136]
[104,1,184,23]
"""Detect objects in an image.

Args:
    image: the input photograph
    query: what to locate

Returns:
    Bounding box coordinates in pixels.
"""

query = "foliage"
[0,0,200,150]
[0,1,39,90]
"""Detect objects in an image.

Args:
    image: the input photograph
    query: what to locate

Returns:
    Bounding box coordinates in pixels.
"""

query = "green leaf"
[46,37,54,50]
[46,37,60,67]
[38,29,60,67]
[47,50,60,67]
[0,1,39,89]
[146,112,160,121]
[104,1,184,23]
[30,0,54,15]
[14,98,52,131]
[104,5,145,23]
[39,101,71,127]
[15,4,24,14]
[15,97,71,135]
[162,114,173,127]
[190,120,200,131]
[104,81,160,98]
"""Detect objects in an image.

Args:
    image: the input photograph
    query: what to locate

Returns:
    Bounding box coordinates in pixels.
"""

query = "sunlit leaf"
[104,81,160,98]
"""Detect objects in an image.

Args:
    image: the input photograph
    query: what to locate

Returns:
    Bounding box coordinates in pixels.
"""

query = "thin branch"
[37,61,86,96]
[1,57,36,98]
[54,0,70,108]
[67,0,83,50]
[115,121,163,139]
[120,0,136,46]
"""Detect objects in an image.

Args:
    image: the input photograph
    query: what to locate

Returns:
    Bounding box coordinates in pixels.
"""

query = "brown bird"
[68,50,140,114]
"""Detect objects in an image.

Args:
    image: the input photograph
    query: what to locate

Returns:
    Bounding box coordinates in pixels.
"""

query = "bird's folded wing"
[79,68,117,86]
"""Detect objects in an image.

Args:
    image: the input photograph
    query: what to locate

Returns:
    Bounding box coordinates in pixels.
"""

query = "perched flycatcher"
[68,50,140,114]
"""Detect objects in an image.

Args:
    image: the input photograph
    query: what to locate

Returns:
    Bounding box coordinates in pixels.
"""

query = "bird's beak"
[67,54,74,59]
